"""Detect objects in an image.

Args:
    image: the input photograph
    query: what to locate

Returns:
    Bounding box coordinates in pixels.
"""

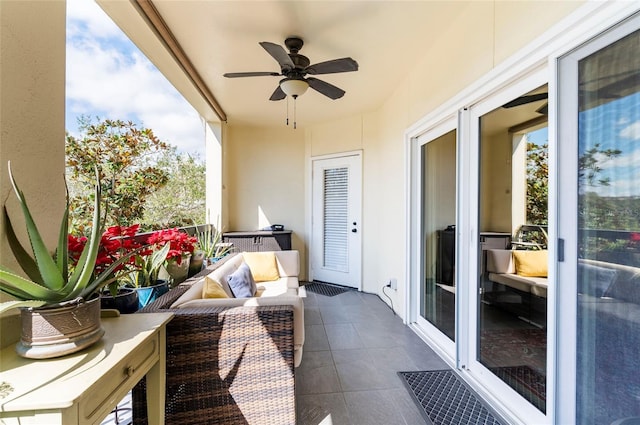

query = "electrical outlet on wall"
[390,278,397,290]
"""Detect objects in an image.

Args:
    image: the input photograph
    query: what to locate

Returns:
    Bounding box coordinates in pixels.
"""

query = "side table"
[0,312,173,424]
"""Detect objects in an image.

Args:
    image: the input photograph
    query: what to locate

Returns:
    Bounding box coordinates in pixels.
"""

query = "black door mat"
[303,281,356,297]
[399,370,504,425]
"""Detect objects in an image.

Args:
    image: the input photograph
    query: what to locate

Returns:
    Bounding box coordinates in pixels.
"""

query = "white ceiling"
[104,1,468,128]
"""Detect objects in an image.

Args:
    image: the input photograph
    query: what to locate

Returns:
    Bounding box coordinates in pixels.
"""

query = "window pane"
[421,130,456,341]
[577,29,640,424]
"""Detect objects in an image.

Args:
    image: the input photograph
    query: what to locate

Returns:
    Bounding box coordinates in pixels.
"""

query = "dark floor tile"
[332,349,394,391]
[297,393,351,425]
[319,306,353,324]
[384,388,430,425]
[324,324,365,350]
[352,322,403,348]
[343,389,416,425]
[296,351,342,395]
[305,324,330,351]
[305,307,323,325]
[367,347,421,386]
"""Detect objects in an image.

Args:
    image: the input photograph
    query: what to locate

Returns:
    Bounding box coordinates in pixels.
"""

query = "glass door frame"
[461,68,552,425]
[556,12,640,424]
[408,115,458,364]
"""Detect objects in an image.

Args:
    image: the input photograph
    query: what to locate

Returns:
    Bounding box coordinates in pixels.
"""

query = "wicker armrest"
[133,304,296,425]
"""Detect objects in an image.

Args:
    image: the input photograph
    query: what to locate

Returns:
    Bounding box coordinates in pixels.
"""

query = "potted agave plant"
[0,162,135,359]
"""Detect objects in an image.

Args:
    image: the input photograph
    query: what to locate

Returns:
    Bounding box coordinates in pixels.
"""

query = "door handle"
[352,228,357,233]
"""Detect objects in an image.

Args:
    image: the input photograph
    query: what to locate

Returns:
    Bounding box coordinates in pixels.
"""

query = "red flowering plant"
[146,228,197,265]
[68,224,143,296]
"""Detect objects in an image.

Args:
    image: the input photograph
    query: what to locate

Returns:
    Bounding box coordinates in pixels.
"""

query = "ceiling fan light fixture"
[280,78,309,98]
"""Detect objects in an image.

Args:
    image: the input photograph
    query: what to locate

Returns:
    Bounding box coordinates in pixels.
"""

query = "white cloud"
[596,148,640,170]
[65,0,203,156]
[619,121,640,140]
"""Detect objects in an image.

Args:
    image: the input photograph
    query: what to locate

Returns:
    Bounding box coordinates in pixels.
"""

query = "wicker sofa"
[132,252,303,425]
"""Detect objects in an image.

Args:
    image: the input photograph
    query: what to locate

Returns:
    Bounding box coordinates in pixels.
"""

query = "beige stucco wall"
[0,0,67,346]
[225,125,307,278]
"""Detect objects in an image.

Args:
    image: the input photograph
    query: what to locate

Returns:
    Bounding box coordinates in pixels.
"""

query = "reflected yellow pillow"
[512,250,548,277]
[242,252,280,282]
[202,276,229,299]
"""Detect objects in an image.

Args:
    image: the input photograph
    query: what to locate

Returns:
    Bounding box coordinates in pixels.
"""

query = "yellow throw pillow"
[512,250,548,277]
[202,276,229,299]
[242,252,280,282]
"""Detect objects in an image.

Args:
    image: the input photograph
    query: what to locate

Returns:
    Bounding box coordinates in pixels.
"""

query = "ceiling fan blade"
[307,77,345,100]
[269,85,286,101]
[536,103,549,115]
[259,42,295,70]
[503,93,548,108]
[223,71,281,78]
[306,58,359,75]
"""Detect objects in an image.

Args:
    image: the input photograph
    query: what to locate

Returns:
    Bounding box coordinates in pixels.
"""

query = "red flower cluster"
[68,225,142,275]
[146,228,197,265]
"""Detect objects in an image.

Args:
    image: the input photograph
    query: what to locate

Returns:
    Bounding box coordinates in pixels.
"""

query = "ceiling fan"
[223,37,358,101]
[503,92,548,115]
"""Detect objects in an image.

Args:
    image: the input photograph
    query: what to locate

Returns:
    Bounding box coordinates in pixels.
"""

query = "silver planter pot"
[17,295,104,359]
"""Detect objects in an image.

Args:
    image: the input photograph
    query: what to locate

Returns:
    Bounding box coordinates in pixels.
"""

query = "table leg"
[145,327,167,425]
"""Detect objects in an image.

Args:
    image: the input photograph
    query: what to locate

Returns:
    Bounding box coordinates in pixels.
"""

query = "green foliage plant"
[66,117,171,232]
[122,242,170,288]
[197,223,231,260]
[0,162,136,314]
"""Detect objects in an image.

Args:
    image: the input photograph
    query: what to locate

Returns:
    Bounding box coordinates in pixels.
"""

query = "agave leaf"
[0,300,47,315]
[4,208,43,284]
[64,182,103,299]
[7,162,65,291]
[77,247,142,299]
[56,191,70,279]
[0,266,61,301]
[150,243,170,281]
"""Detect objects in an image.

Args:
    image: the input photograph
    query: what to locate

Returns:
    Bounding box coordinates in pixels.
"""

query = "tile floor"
[296,288,449,425]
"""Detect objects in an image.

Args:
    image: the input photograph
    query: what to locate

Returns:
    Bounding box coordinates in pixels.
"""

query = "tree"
[526,141,548,225]
[141,150,206,230]
[579,143,622,187]
[66,118,170,233]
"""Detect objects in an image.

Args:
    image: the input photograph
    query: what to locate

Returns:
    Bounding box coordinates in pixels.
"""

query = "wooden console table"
[0,312,173,424]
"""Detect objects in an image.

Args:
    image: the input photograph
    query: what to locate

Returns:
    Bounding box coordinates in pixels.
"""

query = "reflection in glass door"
[420,130,457,341]
[476,86,549,413]
[574,27,640,425]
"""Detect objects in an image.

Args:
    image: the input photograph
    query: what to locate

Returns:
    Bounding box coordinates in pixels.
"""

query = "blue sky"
[65,0,204,157]
[579,91,640,197]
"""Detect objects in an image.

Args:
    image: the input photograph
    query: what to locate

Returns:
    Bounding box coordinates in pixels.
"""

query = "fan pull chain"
[293,96,297,130]
[286,96,289,126]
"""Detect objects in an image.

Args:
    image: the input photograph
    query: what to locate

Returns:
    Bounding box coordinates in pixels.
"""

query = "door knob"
[352,228,357,233]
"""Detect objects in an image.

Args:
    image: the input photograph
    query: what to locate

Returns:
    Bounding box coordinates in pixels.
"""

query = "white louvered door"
[311,153,362,289]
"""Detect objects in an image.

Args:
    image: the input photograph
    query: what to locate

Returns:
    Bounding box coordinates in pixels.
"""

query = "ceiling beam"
[133,0,227,122]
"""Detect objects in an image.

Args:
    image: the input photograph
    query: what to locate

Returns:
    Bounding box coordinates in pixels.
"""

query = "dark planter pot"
[100,288,139,314]
[133,280,170,309]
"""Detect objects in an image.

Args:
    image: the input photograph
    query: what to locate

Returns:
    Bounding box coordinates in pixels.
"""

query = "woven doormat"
[304,281,355,297]
[399,370,504,425]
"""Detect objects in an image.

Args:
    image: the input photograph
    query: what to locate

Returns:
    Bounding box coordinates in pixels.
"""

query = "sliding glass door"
[412,120,458,358]
[464,75,551,424]
[558,16,640,424]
